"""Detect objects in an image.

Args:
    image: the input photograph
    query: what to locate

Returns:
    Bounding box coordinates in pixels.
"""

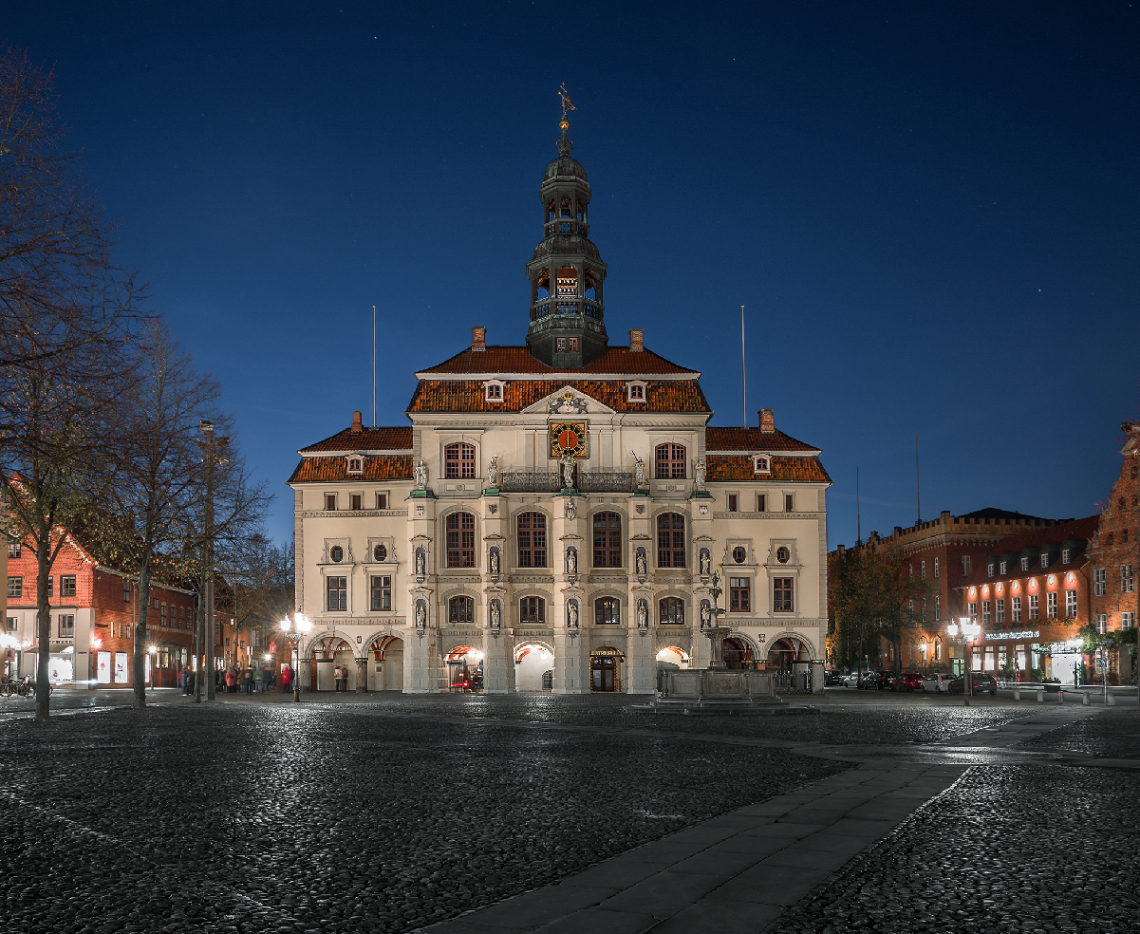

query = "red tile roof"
[416,345,699,377]
[406,379,711,414]
[299,427,413,455]
[288,455,413,484]
[704,427,821,453]
[705,455,831,484]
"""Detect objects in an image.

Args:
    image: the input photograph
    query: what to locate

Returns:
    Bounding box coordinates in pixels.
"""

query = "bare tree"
[216,532,295,669]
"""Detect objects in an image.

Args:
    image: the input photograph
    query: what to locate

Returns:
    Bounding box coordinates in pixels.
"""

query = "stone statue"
[700,551,711,576]
[415,550,426,577]
[490,602,500,630]
[701,603,712,629]
[694,458,706,492]
[489,549,499,576]
[632,451,647,487]
[568,601,578,629]
[636,600,648,630]
[415,603,426,630]
[487,457,499,488]
[565,497,576,520]
[566,548,577,575]
[561,454,575,490]
[635,551,647,577]
[413,460,428,490]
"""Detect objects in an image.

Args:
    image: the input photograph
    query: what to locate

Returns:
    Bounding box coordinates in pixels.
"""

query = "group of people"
[178,664,293,695]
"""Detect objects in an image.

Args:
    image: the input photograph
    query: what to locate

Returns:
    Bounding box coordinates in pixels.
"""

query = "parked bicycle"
[0,676,52,698]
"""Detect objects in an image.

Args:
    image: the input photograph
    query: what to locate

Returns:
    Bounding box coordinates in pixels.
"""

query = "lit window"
[448,596,474,624]
[595,597,620,625]
[659,597,685,625]
[519,597,545,625]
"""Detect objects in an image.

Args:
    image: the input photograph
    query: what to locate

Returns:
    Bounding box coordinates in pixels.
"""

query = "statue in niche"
[413,460,428,490]
[701,602,712,629]
[561,453,575,490]
[566,548,577,575]
[700,551,711,576]
[635,551,647,577]
[632,452,647,487]
[489,549,500,576]
[487,457,499,488]
[694,458,706,491]
[636,600,648,630]
[490,602,501,630]
[415,550,426,577]
[568,601,579,629]
[565,497,576,520]
[415,603,426,630]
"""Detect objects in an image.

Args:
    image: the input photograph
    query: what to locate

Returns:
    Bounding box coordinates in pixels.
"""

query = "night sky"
[6,2,1138,549]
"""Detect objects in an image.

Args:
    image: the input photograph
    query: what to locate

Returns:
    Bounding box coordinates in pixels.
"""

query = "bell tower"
[525,87,608,368]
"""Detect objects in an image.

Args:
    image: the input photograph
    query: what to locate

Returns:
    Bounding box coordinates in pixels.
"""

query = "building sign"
[97,651,111,684]
[984,629,1040,642]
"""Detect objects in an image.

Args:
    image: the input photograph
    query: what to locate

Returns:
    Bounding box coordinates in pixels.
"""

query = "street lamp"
[279,612,311,703]
[946,616,981,706]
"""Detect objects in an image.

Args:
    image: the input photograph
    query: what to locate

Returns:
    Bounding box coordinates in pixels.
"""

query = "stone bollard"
[1057,691,1064,704]
[1107,691,1116,707]
[1082,691,1090,706]
[1037,690,1044,702]
[1013,687,1021,701]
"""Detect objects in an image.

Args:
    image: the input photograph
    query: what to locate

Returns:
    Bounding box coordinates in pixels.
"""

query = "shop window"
[447,512,476,568]
[656,513,685,568]
[730,578,750,612]
[326,576,347,611]
[448,596,474,625]
[659,597,685,625]
[592,512,622,568]
[517,512,547,568]
[654,443,686,479]
[371,575,392,611]
[595,597,620,625]
[773,578,794,612]
[519,597,545,625]
[444,442,476,479]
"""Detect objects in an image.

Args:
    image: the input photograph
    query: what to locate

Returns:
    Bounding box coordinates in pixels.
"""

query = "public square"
[2,690,1137,933]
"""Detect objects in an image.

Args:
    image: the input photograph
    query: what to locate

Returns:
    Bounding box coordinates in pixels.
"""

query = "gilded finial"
[558,82,576,130]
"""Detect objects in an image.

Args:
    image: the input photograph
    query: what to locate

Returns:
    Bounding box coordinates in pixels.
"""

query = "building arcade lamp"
[279,612,312,703]
[946,616,981,706]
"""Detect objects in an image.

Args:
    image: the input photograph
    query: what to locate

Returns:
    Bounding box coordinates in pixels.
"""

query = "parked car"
[892,671,923,692]
[921,672,955,693]
[825,669,844,686]
[949,672,998,695]
[856,670,880,689]
[842,671,864,687]
[875,670,897,691]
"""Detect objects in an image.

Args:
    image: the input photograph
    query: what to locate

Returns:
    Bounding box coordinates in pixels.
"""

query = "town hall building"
[286,112,831,694]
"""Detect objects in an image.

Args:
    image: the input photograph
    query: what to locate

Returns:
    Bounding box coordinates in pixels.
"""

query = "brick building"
[5,533,196,688]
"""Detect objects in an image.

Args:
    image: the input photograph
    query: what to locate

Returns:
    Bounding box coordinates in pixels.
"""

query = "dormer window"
[1040,553,1049,569]
[753,455,771,475]
[626,381,647,403]
[999,560,1007,575]
[484,380,505,403]
[987,562,994,577]
[1021,556,1030,571]
[346,455,364,474]
[1061,548,1071,564]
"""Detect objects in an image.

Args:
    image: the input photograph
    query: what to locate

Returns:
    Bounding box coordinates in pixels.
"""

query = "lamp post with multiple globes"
[279,612,311,702]
[946,616,981,706]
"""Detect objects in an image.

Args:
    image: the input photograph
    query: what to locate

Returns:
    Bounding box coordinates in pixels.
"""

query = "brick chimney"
[471,326,486,351]
[758,408,775,432]
[351,410,363,433]
[629,328,644,352]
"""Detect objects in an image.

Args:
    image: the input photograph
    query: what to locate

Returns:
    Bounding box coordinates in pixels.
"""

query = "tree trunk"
[132,561,152,709]
[34,557,52,722]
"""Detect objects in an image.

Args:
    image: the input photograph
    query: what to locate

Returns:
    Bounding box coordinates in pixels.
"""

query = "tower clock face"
[550,421,587,458]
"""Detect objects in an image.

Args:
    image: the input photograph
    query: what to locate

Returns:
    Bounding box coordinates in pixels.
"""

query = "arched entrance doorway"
[590,646,625,692]
[515,643,553,692]
[310,635,355,691]
[367,636,404,691]
[723,638,753,670]
[655,646,688,691]
[446,646,484,691]
[767,636,811,673]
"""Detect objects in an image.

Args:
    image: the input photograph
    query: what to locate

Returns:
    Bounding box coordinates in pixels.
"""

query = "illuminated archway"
[515,642,554,692]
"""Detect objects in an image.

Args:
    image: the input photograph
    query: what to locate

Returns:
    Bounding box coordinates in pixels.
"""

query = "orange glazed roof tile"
[705,427,821,454]
[416,345,698,378]
[406,379,711,414]
[288,454,413,484]
[706,455,831,484]
[298,426,413,455]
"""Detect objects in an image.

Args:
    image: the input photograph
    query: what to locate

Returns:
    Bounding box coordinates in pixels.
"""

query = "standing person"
[242,667,253,694]
[281,664,292,694]
[335,664,344,692]
[225,666,237,694]
[253,665,264,694]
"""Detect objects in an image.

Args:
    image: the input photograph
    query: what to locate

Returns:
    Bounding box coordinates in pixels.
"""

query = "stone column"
[626,623,656,694]
[299,655,312,692]
[483,627,514,694]
[554,628,587,694]
[356,655,368,693]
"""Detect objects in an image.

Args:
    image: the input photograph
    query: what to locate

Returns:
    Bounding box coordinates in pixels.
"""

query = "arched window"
[655,443,686,479]
[444,442,476,479]
[659,597,685,625]
[657,513,685,568]
[448,596,474,625]
[446,512,475,568]
[517,512,547,568]
[595,597,620,626]
[519,596,545,625]
[592,512,622,568]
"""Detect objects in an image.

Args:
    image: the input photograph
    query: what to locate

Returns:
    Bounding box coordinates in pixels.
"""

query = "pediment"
[521,385,616,417]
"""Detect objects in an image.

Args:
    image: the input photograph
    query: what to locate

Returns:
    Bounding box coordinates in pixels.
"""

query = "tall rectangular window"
[376,493,388,509]
[444,443,476,479]
[1122,564,1135,594]
[47,576,53,598]
[326,576,347,611]
[592,512,622,568]
[656,514,685,568]
[727,494,738,512]
[784,494,794,512]
[7,577,21,599]
[996,598,1005,623]
[968,600,977,618]
[962,556,972,577]
[982,601,991,625]
[1096,614,1108,634]
[730,577,750,612]
[773,578,794,612]
[1046,592,1057,619]
[1012,596,1022,623]
[1065,589,1078,617]
[370,575,392,611]
[1094,568,1107,596]
[325,493,337,511]
[58,614,75,638]
[1021,556,1030,571]
[123,578,131,602]
[519,597,545,625]
[1123,612,1136,630]
[921,561,926,580]
[350,493,362,510]
[756,494,766,512]
[6,542,19,558]
[1029,594,1039,619]
[447,512,477,568]
[516,512,546,568]
[934,557,939,579]
[934,595,940,620]
[6,616,16,632]
[654,443,686,479]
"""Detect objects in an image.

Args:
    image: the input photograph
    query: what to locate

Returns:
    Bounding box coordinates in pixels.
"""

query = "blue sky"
[6,1,1138,548]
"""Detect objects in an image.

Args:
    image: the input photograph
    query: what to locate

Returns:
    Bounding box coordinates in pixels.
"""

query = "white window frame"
[483,380,506,403]
[1012,595,1022,623]
[1065,589,1078,618]
[1122,564,1135,594]
[1021,556,1029,572]
[752,455,771,475]
[346,455,364,475]
[1096,614,1107,634]
[1123,612,1136,630]
[1028,593,1039,619]
[625,380,647,403]
[1046,591,1057,619]
[934,557,939,579]
[1094,567,1106,596]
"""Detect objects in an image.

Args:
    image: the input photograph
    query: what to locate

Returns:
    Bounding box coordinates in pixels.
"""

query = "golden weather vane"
[558,82,576,128]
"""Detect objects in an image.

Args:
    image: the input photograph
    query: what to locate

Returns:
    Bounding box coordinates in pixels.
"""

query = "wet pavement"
[1,690,1137,933]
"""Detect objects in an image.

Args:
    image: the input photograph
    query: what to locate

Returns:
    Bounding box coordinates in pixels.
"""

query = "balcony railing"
[499,469,634,494]
[543,220,589,237]
[529,297,603,322]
